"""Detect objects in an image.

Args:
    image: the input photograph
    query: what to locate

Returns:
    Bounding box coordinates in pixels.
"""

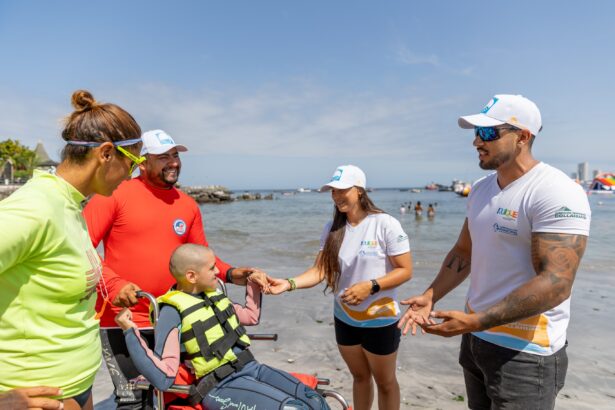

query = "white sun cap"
[320,165,366,191]
[458,94,542,136]
[140,129,188,155]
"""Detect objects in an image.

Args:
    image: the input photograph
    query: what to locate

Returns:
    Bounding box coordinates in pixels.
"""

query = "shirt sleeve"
[123,305,181,391]
[530,181,591,236]
[232,281,261,326]
[383,215,411,256]
[0,195,43,275]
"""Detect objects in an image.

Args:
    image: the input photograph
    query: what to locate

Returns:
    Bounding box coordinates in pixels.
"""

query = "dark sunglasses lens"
[475,127,498,141]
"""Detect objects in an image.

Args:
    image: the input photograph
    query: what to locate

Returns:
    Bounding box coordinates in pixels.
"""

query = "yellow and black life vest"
[156,290,251,378]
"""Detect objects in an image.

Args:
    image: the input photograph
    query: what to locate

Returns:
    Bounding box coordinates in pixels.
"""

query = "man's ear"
[517,129,532,146]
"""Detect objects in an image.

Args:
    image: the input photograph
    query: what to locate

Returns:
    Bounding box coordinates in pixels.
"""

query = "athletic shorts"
[334,317,400,355]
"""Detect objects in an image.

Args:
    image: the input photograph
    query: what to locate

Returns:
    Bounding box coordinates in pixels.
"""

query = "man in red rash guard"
[84,129,268,409]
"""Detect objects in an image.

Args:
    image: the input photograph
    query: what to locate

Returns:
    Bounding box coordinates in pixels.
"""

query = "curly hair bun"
[71,89,97,111]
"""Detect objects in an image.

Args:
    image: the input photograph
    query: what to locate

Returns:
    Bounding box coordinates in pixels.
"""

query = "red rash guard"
[83,177,231,328]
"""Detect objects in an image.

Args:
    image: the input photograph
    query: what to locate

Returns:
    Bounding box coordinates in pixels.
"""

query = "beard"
[479,150,514,170]
[159,167,180,186]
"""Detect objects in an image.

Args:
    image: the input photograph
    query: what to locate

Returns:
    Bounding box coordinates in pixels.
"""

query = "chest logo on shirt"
[554,206,587,220]
[359,240,379,257]
[497,207,518,221]
[173,219,187,235]
[493,223,518,236]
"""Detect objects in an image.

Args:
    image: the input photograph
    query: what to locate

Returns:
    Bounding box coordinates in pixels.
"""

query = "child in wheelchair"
[115,243,329,409]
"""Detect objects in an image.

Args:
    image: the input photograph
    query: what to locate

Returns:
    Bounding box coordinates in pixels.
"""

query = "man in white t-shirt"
[399,94,590,410]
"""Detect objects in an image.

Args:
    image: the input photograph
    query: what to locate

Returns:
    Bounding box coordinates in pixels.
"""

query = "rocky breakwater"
[181,185,273,203]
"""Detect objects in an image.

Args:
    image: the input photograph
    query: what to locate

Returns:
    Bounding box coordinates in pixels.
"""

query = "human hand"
[246,269,271,293]
[340,281,371,306]
[114,308,137,331]
[398,294,435,336]
[113,282,141,307]
[421,310,481,337]
[0,387,64,409]
[267,277,291,295]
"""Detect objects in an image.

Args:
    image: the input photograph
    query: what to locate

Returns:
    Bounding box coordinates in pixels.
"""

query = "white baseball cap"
[458,94,542,136]
[320,165,366,191]
[140,129,188,155]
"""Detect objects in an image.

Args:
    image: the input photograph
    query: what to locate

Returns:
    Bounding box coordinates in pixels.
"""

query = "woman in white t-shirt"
[269,165,413,410]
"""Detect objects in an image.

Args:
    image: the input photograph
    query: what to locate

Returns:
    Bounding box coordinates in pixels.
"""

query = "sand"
[93,270,615,409]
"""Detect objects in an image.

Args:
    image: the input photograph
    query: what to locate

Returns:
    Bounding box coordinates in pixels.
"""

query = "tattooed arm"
[422,232,587,337]
[399,219,472,335]
[476,232,587,329]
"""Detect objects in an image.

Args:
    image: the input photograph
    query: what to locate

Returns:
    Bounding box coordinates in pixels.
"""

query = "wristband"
[226,267,235,284]
[286,278,297,291]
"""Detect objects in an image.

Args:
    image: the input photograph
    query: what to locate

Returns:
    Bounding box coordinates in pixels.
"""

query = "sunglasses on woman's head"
[474,126,520,142]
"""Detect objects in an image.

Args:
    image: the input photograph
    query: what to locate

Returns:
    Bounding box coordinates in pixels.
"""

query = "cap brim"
[458,114,505,129]
[320,181,355,191]
[143,144,188,155]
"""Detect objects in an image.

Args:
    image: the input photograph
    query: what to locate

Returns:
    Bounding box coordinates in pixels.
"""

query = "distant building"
[578,162,589,182]
[1,158,15,184]
[34,141,58,170]
[570,172,578,180]
[593,169,602,178]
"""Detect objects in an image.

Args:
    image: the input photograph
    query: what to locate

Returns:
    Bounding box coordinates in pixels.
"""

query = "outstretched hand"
[245,269,271,293]
[398,294,435,336]
[265,277,291,295]
[420,310,481,337]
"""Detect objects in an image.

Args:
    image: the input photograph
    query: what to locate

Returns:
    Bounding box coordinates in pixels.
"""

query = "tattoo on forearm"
[479,233,587,329]
[445,253,470,274]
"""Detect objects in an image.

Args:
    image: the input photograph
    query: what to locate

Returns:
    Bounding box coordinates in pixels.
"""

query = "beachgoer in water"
[414,200,423,216]
[114,244,329,409]
[0,90,142,410]
[399,94,591,410]
[400,203,406,214]
[268,165,413,410]
[427,203,435,218]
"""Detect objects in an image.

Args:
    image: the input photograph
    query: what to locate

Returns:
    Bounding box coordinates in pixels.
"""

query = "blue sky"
[1,1,613,189]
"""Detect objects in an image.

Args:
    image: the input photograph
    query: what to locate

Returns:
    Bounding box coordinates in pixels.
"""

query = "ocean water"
[200,189,613,279]
[200,189,615,407]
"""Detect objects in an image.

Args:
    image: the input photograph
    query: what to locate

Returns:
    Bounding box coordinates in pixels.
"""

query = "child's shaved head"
[169,244,214,282]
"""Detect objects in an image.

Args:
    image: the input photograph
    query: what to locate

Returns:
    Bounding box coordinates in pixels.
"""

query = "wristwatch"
[370,279,380,295]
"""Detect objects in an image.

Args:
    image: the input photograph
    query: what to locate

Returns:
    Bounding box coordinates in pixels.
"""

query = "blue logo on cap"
[155,132,174,145]
[481,97,499,114]
[173,219,187,236]
[331,168,343,182]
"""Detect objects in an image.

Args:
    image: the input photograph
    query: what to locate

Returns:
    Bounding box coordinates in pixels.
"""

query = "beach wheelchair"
[130,283,352,410]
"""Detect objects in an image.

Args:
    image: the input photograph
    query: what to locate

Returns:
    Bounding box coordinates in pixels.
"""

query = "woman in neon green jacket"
[0,90,143,410]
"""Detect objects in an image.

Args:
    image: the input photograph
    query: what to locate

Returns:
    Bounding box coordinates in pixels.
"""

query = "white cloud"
[394,45,439,67]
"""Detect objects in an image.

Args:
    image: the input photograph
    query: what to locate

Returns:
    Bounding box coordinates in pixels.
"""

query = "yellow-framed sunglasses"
[116,145,146,175]
[66,137,146,176]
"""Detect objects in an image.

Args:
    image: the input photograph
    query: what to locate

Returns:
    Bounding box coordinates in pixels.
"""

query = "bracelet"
[286,278,297,291]
[226,267,235,284]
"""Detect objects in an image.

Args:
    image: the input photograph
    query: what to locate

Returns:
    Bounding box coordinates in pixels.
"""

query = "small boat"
[410,188,421,193]
[297,188,312,193]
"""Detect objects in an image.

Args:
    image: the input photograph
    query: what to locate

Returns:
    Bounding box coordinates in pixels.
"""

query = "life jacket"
[156,290,251,379]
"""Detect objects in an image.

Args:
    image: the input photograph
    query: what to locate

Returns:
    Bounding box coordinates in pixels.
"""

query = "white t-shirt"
[466,162,591,355]
[320,213,410,328]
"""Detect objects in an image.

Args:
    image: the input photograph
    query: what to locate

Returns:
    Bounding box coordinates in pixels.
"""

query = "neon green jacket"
[0,171,102,398]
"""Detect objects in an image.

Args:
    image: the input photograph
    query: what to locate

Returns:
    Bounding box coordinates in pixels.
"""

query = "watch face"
[371,280,380,294]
